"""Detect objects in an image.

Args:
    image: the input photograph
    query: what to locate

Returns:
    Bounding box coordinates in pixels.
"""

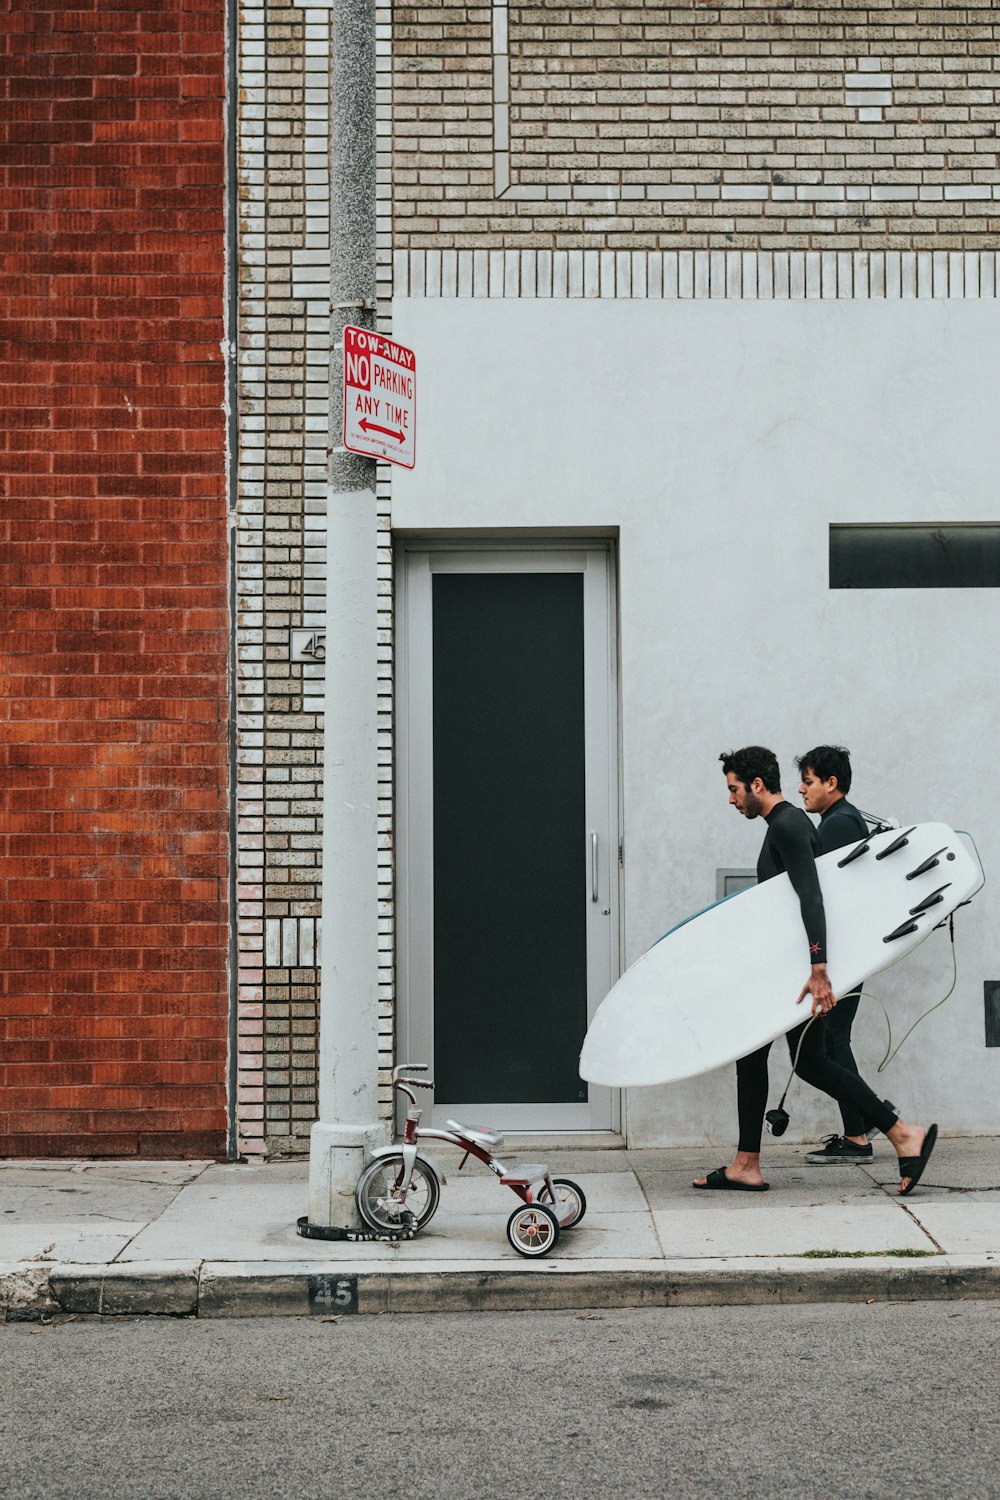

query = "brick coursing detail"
[393,0,1000,249]
[0,0,230,1157]
[395,245,1000,298]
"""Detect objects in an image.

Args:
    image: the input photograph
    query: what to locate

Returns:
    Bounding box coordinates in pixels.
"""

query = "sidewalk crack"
[108,1162,215,1265]
[898,1201,946,1253]
[629,1163,665,1260]
[920,1183,1000,1194]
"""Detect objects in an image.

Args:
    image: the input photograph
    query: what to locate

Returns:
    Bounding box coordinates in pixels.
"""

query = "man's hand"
[796,963,837,1016]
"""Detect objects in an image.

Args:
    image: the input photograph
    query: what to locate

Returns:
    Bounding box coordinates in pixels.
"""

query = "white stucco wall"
[391,296,1000,1145]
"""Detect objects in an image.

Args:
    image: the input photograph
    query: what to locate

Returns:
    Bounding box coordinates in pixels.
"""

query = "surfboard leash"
[867,911,959,1073]
[856,808,901,833]
[766,1013,823,1135]
[954,828,987,902]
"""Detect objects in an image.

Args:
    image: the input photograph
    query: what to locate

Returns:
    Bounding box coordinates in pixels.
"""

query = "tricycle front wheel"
[356,1152,440,1234]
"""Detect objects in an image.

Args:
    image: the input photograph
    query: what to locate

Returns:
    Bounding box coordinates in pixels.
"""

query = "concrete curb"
[4,1258,1000,1320]
[49,1263,200,1318]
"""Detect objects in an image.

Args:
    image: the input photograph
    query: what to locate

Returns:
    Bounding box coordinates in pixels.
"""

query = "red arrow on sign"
[359,418,405,443]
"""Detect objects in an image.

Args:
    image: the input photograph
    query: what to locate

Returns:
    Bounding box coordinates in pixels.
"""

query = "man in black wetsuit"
[797,744,893,1164]
[693,745,936,1195]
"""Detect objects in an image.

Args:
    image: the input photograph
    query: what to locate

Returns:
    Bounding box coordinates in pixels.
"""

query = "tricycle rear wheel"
[535,1176,587,1228]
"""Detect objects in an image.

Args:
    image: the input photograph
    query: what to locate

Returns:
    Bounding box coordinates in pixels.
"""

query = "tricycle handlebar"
[393,1063,435,1089]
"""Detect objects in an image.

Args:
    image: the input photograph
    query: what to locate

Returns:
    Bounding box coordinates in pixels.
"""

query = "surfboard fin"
[905,847,947,880]
[837,838,870,867]
[883,919,920,943]
[909,883,952,916]
[874,826,917,861]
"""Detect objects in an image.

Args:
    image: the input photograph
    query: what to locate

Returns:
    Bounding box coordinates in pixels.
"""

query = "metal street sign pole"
[303,0,385,1235]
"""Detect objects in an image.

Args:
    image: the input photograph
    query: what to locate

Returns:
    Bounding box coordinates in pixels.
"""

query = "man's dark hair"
[719,746,781,794]
[796,744,852,795]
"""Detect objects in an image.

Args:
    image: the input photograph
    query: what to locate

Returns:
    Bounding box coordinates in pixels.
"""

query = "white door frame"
[396,539,621,1133]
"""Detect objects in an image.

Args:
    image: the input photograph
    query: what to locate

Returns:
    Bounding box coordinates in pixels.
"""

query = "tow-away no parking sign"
[343,326,416,468]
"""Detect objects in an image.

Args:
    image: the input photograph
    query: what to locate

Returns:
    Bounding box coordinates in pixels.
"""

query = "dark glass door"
[432,572,588,1104]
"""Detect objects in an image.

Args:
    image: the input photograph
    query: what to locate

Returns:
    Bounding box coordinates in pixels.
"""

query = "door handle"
[591,832,599,902]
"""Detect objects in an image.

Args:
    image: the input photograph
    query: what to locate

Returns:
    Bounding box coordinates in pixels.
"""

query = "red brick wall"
[0,0,230,1156]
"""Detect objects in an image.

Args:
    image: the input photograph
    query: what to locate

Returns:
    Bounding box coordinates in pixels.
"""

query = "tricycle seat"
[446,1119,504,1149]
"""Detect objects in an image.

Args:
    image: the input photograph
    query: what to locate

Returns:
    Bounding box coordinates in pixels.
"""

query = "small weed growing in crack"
[784,1248,941,1259]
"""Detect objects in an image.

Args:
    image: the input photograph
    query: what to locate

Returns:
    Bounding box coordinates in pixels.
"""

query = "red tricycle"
[354,1064,587,1257]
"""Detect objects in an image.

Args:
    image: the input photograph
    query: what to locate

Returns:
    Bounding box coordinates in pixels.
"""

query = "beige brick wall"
[392,0,1000,250]
[236,0,396,1158]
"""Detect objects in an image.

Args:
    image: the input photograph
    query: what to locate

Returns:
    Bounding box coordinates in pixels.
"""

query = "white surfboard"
[579,822,982,1088]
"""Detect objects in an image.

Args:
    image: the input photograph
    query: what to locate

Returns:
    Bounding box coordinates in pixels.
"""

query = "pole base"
[306,1119,386,1233]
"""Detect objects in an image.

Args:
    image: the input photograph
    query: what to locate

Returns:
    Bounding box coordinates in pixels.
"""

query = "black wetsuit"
[756,801,827,962]
[735,800,898,1153]
[818,797,869,856]
[817,798,871,1137]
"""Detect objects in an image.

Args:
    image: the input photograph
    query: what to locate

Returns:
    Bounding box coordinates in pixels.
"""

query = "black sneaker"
[866,1101,897,1141]
[805,1135,874,1163]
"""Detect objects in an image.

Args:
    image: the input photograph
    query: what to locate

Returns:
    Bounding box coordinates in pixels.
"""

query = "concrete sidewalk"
[2,1135,997,1320]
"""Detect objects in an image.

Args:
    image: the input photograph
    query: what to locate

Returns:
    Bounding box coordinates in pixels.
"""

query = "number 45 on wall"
[290,629,327,663]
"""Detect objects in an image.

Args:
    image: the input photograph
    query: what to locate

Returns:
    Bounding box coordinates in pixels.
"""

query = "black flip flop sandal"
[693,1166,770,1192]
[898,1123,938,1197]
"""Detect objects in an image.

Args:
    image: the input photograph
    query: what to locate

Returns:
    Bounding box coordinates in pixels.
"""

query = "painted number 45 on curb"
[343,325,416,469]
[308,1274,358,1315]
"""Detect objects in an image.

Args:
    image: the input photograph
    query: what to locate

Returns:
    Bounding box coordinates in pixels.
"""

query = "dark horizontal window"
[830,525,1000,589]
[986,983,1000,1048]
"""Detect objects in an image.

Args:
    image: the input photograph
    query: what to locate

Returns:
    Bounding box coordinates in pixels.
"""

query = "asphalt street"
[3,1301,999,1500]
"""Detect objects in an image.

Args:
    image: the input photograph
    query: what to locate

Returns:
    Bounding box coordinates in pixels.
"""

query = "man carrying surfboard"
[796,745,894,1164]
[692,745,937,1196]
